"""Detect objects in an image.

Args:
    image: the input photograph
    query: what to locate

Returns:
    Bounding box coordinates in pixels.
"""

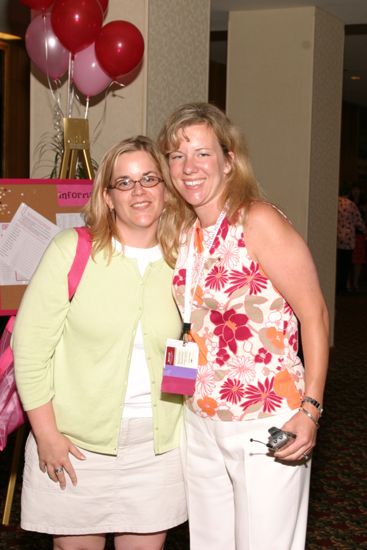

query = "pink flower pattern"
[173,268,186,287]
[211,309,252,353]
[210,218,229,253]
[219,378,246,404]
[196,365,216,396]
[289,332,298,352]
[254,347,272,364]
[227,356,256,384]
[205,265,229,291]
[172,215,305,421]
[241,377,282,413]
[225,261,268,296]
[216,348,230,366]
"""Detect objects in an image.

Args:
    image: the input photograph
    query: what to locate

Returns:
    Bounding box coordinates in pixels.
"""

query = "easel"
[59,118,95,179]
[1,425,26,525]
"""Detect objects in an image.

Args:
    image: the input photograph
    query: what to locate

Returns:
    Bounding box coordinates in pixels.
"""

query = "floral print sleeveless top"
[172,215,305,421]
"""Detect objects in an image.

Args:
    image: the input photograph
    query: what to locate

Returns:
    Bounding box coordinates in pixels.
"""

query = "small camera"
[266,426,296,451]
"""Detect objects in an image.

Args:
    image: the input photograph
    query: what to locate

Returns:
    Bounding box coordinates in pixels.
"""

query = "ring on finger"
[54,466,63,475]
[303,453,309,461]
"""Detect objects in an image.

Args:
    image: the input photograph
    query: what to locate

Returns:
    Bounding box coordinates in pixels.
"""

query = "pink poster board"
[0,178,93,315]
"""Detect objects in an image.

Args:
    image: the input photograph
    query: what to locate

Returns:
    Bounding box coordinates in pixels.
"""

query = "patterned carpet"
[1,292,366,549]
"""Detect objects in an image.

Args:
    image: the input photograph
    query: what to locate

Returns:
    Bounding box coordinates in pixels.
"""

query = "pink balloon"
[25,13,69,79]
[73,43,112,97]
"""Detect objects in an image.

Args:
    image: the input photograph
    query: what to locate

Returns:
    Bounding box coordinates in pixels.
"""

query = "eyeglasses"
[108,175,163,192]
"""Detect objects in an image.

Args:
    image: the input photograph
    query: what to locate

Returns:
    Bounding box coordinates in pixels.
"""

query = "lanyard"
[182,210,226,336]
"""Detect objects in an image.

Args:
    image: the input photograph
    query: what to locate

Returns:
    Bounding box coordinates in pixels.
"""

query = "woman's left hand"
[272,409,318,462]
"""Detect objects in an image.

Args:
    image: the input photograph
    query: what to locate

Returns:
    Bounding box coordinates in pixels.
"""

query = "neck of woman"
[117,227,158,249]
[195,202,223,228]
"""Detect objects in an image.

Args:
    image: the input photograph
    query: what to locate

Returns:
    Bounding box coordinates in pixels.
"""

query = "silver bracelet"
[301,395,323,417]
[299,407,319,428]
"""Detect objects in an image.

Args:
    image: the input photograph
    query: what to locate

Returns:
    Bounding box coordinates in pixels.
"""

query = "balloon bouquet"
[22,0,145,176]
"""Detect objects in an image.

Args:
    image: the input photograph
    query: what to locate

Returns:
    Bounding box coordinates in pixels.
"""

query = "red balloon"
[21,0,54,9]
[51,0,103,54]
[95,20,144,79]
[116,61,143,87]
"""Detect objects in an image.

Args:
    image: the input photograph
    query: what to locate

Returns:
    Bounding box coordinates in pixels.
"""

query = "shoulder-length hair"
[83,135,183,267]
[157,102,263,229]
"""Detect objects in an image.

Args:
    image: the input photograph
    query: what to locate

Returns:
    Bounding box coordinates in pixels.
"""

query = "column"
[226,7,344,342]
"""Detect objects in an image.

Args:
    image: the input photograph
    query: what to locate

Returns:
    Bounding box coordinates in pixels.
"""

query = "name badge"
[161,338,199,395]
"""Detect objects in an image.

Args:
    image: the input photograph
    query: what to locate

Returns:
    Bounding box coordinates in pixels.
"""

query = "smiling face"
[167,123,232,227]
[104,150,166,247]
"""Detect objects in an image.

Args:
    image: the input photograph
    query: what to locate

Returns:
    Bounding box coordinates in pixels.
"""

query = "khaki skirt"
[21,418,187,535]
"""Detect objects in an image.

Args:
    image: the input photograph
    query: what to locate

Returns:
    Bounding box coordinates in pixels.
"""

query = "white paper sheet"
[0,203,61,281]
[56,212,85,229]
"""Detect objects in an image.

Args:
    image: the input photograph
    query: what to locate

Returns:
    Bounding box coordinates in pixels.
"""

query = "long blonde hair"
[83,135,183,266]
[157,102,262,229]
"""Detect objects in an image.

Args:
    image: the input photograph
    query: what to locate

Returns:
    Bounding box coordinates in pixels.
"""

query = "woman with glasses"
[13,136,187,550]
[158,103,329,550]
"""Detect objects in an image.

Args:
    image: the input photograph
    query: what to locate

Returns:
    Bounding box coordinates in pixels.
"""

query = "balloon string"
[39,12,64,131]
[42,13,50,82]
[67,53,74,118]
[85,97,90,119]
[41,13,60,112]
[95,0,104,17]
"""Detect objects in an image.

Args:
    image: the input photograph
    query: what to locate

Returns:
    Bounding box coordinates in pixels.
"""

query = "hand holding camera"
[266,426,296,451]
[250,426,296,452]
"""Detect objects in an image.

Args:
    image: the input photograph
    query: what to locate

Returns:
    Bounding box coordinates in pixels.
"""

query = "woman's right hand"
[36,431,86,490]
[27,401,86,490]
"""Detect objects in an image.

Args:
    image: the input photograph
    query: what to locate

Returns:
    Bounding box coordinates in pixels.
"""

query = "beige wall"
[29,0,210,176]
[146,0,210,138]
[226,7,344,342]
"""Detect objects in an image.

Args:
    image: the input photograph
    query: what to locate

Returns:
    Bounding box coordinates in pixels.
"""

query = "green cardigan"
[13,229,183,455]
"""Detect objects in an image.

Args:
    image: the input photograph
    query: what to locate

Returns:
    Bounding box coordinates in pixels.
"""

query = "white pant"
[182,408,311,550]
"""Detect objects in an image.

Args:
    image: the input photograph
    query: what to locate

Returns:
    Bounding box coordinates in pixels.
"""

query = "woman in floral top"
[158,103,329,550]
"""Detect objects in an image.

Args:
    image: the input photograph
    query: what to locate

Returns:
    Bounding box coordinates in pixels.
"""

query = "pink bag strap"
[5,315,15,333]
[67,227,93,300]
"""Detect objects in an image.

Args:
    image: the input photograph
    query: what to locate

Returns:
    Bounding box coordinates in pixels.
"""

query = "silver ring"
[303,454,309,461]
[54,466,63,475]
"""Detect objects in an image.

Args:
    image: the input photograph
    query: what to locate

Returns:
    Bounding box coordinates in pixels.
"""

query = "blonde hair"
[157,102,262,228]
[83,135,183,267]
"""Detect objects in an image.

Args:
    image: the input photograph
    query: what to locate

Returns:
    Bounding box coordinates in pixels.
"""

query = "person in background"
[158,102,329,550]
[336,184,366,294]
[12,136,187,550]
[348,183,367,292]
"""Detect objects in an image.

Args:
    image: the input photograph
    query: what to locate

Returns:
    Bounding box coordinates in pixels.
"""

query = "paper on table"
[0,203,61,281]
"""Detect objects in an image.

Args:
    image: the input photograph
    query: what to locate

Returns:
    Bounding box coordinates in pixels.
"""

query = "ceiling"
[210,0,367,107]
